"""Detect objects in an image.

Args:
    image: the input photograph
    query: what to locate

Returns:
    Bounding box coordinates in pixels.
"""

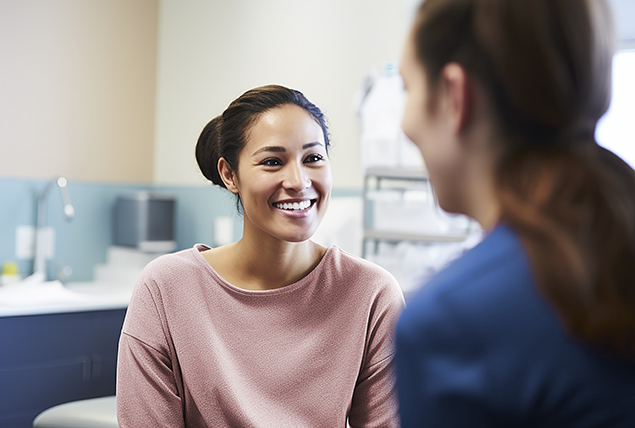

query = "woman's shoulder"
[421,225,530,298]
[127,245,221,315]
[325,246,396,279]
[321,246,403,300]
[138,245,210,287]
[400,224,550,342]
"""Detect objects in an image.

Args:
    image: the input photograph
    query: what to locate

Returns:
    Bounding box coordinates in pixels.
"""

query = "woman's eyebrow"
[252,142,324,156]
[252,146,285,156]
[303,142,324,150]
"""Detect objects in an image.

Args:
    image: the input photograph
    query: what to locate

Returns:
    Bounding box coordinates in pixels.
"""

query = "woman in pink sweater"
[116,85,405,427]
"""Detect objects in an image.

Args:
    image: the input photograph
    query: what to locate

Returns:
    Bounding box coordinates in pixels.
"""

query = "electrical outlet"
[213,216,234,246]
[15,226,55,260]
[15,226,34,259]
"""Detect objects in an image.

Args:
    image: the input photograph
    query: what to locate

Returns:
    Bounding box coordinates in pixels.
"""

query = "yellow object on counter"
[2,262,18,275]
[1,261,20,285]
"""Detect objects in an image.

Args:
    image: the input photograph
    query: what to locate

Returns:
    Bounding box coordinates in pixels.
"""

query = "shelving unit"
[362,167,471,258]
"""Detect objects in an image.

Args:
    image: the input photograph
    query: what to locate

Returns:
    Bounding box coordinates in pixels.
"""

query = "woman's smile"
[273,198,317,215]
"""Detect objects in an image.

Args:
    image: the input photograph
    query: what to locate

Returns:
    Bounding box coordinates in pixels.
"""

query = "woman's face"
[400,33,465,214]
[232,104,332,243]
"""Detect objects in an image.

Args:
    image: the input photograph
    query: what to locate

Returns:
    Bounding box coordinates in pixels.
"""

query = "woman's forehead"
[245,105,325,152]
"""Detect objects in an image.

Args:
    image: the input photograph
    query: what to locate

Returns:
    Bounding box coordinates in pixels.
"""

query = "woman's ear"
[218,157,239,194]
[441,62,471,133]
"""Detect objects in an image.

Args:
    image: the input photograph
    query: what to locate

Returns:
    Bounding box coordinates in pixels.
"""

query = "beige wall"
[153,0,412,188]
[0,0,158,182]
[0,0,411,187]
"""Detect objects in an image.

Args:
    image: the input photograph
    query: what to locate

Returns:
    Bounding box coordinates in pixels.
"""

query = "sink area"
[0,280,90,306]
[1,177,145,317]
[0,280,133,317]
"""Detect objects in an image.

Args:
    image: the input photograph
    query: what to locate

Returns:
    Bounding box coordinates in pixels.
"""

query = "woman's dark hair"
[195,84,330,191]
[413,0,635,359]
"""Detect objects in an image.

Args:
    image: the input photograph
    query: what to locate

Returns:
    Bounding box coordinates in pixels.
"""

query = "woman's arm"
[349,353,400,427]
[348,281,405,428]
[116,281,185,428]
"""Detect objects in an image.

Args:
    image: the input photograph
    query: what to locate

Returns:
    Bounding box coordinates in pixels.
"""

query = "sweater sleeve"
[116,278,185,428]
[348,277,405,428]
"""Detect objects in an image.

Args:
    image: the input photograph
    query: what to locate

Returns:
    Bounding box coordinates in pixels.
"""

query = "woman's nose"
[282,162,310,191]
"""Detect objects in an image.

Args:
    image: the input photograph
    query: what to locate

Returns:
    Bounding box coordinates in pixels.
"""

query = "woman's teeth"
[275,200,312,211]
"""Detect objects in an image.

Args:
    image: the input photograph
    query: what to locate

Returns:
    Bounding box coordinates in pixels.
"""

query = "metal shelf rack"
[362,167,470,258]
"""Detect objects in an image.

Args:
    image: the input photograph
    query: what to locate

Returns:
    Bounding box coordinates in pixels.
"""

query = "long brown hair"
[413,0,635,359]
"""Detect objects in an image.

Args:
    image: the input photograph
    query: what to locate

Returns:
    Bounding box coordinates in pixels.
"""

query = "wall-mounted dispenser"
[113,192,176,253]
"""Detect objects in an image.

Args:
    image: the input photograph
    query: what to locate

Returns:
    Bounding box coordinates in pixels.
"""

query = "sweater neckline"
[191,244,338,296]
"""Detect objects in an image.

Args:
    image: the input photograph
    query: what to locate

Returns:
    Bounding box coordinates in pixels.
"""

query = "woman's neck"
[469,174,501,231]
[459,111,503,232]
[204,230,327,291]
[237,237,326,289]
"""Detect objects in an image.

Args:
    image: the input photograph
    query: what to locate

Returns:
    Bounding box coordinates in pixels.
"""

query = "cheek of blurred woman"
[400,37,466,215]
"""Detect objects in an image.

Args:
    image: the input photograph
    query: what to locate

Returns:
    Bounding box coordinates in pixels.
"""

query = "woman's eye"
[261,158,282,166]
[305,154,323,163]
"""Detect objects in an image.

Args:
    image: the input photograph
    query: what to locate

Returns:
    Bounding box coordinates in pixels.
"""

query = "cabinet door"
[0,309,126,428]
[0,355,89,426]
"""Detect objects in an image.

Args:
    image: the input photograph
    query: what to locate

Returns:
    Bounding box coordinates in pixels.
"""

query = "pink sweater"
[116,245,405,427]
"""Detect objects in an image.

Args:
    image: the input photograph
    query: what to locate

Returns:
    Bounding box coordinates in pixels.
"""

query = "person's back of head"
[412,0,635,360]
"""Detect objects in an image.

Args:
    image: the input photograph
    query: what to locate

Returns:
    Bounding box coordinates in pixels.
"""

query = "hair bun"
[195,116,226,188]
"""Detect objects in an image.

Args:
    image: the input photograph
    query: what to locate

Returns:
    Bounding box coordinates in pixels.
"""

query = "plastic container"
[1,261,21,285]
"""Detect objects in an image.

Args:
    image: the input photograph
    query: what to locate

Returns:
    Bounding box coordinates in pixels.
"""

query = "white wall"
[609,0,635,48]
[153,0,412,188]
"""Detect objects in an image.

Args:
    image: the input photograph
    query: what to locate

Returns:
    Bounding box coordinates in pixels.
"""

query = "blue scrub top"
[396,224,635,427]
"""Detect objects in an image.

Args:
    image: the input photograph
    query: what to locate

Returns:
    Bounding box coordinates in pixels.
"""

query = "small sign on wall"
[15,225,55,261]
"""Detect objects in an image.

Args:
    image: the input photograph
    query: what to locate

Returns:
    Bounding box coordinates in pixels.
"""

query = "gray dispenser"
[113,192,176,253]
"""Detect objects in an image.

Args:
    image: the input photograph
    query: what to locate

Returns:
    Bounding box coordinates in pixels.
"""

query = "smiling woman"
[116,85,405,427]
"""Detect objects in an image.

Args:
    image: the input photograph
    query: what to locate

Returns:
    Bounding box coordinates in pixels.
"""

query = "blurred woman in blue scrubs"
[396,0,635,426]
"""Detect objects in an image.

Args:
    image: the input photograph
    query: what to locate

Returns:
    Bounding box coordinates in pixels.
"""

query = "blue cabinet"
[0,309,126,428]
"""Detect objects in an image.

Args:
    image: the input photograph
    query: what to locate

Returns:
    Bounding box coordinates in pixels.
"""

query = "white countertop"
[0,281,132,317]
